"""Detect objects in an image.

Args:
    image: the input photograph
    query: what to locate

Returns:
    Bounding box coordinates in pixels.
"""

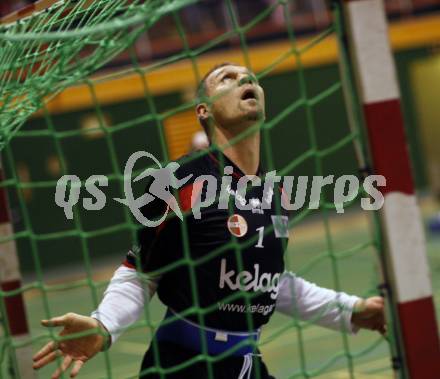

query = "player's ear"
[196,103,210,126]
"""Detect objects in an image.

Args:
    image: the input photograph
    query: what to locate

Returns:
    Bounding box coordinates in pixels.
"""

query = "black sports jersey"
[125,149,289,331]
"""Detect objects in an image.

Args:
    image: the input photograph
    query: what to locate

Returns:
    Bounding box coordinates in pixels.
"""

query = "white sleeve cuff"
[91,265,159,345]
[91,310,122,346]
[336,291,361,334]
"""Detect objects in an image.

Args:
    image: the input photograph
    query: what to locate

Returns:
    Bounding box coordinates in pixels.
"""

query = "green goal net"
[0,1,398,378]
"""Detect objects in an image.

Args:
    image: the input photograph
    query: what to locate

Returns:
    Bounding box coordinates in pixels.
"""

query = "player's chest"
[188,181,289,257]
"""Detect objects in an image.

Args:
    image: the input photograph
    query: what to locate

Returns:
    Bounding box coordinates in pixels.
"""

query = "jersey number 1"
[255,226,264,248]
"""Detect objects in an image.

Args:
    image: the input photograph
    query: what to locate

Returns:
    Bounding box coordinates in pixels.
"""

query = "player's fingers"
[51,355,73,379]
[70,360,84,378]
[370,295,384,304]
[372,320,386,334]
[378,320,387,335]
[376,312,385,326]
[33,341,57,361]
[33,350,62,369]
[373,297,385,310]
[42,314,70,328]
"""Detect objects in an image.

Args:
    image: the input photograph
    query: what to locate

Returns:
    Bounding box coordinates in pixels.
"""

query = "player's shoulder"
[173,150,214,180]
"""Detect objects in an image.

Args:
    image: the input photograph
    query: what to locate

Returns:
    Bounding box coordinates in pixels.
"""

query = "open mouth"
[241,88,257,101]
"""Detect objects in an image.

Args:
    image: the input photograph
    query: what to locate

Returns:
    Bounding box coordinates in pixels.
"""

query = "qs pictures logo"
[55,151,386,227]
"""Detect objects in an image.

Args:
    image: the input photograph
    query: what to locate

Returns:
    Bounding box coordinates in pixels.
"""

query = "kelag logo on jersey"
[219,258,281,300]
[55,150,386,227]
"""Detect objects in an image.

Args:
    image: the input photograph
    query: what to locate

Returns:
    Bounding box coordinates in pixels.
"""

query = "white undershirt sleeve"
[91,265,160,345]
[275,271,361,333]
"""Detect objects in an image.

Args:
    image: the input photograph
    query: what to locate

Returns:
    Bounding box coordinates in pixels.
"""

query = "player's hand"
[351,296,386,335]
[32,313,108,378]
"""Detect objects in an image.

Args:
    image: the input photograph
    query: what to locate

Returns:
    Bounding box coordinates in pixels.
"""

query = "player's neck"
[213,127,260,176]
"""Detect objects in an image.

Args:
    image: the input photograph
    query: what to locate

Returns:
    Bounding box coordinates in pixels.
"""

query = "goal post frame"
[0,162,35,379]
[340,0,440,377]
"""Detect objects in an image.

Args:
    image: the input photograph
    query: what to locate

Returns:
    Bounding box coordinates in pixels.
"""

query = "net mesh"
[0,1,396,378]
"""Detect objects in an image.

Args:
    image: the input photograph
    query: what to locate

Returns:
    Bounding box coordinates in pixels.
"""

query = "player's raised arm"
[275,271,386,334]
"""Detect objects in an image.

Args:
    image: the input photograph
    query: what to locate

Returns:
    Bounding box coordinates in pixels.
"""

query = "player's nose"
[238,75,256,86]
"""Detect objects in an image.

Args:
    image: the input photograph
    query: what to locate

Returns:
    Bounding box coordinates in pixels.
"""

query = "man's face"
[201,65,265,129]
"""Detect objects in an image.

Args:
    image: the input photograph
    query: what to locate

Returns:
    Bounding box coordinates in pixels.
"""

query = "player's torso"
[150,151,289,331]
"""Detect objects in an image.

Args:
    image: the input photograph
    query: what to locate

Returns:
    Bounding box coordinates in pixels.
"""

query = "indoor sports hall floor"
[6,197,440,379]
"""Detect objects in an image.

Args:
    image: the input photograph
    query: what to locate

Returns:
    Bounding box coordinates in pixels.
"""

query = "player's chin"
[244,109,264,124]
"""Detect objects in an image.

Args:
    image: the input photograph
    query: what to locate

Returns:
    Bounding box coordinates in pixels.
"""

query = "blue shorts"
[139,340,275,379]
[156,309,260,356]
[139,309,275,379]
